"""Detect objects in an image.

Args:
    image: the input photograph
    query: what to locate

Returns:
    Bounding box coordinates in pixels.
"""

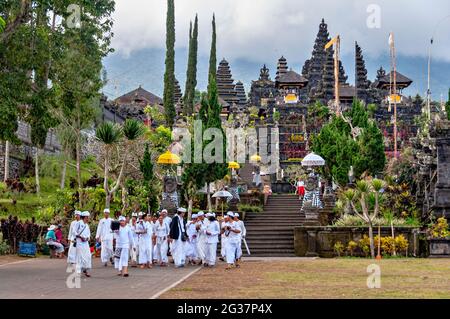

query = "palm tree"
[344,178,384,258]
[96,120,146,209]
[96,122,123,208]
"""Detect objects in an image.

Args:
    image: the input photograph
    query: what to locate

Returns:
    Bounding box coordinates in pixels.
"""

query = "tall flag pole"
[389,32,398,159]
[325,35,341,116]
[427,38,433,120]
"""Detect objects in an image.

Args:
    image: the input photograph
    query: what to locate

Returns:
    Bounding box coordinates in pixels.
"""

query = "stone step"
[246,234,294,238]
[246,221,304,225]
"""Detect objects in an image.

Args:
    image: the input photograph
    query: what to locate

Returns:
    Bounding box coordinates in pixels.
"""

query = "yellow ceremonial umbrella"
[157,151,181,165]
[250,154,262,162]
[228,161,240,169]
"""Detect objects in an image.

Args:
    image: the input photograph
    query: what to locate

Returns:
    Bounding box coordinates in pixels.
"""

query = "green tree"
[0,16,5,32]
[163,0,176,128]
[201,15,227,211]
[96,120,145,209]
[55,125,77,189]
[348,99,369,129]
[356,122,386,177]
[139,143,159,213]
[343,178,384,259]
[183,15,198,116]
[208,14,217,87]
[312,99,386,185]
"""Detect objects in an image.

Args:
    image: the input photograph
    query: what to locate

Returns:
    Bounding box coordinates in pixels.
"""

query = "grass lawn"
[161,258,450,299]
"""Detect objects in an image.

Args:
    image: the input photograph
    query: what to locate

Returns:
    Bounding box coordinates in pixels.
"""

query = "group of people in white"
[66,206,247,277]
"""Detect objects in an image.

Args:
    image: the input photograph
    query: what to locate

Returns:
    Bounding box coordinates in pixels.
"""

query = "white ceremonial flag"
[388,32,394,46]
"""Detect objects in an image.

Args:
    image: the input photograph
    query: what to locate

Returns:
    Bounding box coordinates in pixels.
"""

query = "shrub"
[36,207,56,225]
[347,240,358,256]
[395,234,409,255]
[381,236,396,256]
[237,204,263,213]
[430,217,450,239]
[0,182,7,194]
[0,233,10,255]
[358,235,371,257]
[333,214,411,227]
[333,241,345,257]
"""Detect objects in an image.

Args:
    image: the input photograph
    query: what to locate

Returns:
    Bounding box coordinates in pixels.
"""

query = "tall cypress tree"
[183,15,198,116]
[203,14,227,211]
[208,14,217,88]
[163,0,176,128]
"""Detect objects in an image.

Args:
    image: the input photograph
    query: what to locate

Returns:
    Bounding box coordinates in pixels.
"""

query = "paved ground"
[0,256,200,299]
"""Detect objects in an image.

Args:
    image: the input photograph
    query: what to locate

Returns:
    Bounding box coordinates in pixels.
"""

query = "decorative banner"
[284,93,298,104]
[388,94,401,103]
[325,37,337,50]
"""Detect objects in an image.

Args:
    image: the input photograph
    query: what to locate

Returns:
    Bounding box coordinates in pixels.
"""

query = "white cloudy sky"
[111,0,450,63]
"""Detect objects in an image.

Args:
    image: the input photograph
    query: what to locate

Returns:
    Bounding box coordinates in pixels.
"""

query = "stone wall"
[432,120,450,221]
[0,121,61,180]
[294,226,420,258]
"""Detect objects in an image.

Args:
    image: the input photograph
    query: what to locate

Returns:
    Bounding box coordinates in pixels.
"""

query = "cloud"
[111,0,450,64]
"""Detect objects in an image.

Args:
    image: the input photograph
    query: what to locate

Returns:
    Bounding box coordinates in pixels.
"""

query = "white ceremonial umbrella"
[212,190,233,216]
[301,152,325,167]
[212,190,233,198]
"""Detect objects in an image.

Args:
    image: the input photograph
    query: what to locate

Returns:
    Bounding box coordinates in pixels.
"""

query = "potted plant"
[428,217,450,258]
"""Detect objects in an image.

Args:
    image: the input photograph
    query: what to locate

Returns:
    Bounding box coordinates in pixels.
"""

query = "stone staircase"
[243,194,305,257]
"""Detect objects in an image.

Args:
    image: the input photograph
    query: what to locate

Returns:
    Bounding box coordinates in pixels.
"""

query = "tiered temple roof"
[301,19,330,95]
[249,64,278,107]
[234,81,247,107]
[355,42,370,101]
[302,19,347,102]
[375,71,413,91]
[174,78,183,104]
[276,69,308,90]
[275,56,288,81]
[217,59,238,110]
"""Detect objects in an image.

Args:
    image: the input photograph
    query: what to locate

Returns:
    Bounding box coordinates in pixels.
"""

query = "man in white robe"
[169,207,187,268]
[75,211,92,277]
[222,211,241,270]
[185,214,199,265]
[154,214,170,266]
[205,213,220,267]
[195,212,207,265]
[151,214,158,264]
[67,210,81,265]
[96,208,114,267]
[129,213,139,267]
[136,213,153,268]
[161,209,172,255]
[234,213,246,260]
[114,216,136,277]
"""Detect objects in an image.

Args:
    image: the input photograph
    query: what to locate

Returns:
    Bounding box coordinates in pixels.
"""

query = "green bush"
[0,233,10,255]
[347,240,358,256]
[237,204,263,213]
[333,241,345,257]
[358,235,371,257]
[333,214,415,227]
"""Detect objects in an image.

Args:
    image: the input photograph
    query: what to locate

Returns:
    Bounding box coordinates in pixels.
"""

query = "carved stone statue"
[227,176,240,211]
[302,174,323,209]
[161,175,179,213]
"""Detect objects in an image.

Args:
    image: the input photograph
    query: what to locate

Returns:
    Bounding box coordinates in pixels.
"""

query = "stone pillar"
[432,121,450,222]
[305,230,319,257]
